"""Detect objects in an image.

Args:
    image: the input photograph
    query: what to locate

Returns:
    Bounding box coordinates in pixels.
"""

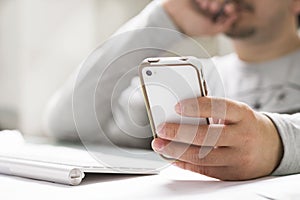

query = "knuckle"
[186,153,201,164]
[199,166,211,176]
[189,146,201,155]
[197,147,215,164]
[247,109,257,122]
[187,163,198,172]
[185,147,200,160]
[197,157,210,165]
[206,124,225,146]
[194,127,206,145]
[165,124,178,138]
[240,102,257,120]
[238,102,251,112]
[182,146,207,165]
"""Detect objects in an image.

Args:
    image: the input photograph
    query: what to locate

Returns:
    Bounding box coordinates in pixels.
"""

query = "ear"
[291,0,300,15]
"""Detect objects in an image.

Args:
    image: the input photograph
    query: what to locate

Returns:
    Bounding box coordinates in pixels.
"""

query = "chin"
[225,26,256,39]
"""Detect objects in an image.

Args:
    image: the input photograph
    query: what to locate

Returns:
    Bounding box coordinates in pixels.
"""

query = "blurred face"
[225,0,295,41]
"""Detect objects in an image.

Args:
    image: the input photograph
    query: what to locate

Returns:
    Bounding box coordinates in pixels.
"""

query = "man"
[44,0,300,181]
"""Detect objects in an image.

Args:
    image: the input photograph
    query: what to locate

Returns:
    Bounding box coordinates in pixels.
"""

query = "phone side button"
[203,80,208,96]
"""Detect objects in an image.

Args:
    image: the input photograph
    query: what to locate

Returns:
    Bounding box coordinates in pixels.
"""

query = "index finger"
[157,123,237,147]
[175,97,249,123]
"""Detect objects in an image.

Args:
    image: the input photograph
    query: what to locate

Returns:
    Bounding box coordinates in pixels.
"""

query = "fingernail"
[152,139,164,152]
[156,124,165,137]
[175,103,182,114]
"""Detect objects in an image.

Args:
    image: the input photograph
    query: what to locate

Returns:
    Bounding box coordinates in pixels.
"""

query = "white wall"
[0,0,233,135]
[0,0,153,134]
[18,0,100,135]
[0,0,20,129]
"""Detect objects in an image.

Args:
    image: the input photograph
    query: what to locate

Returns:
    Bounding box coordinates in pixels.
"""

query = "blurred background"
[0,0,233,136]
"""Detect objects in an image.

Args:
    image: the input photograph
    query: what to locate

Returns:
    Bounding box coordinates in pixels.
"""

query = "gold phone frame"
[138,57,209,161]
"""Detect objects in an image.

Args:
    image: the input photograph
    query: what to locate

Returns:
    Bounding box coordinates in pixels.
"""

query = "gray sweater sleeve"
[265,113,300,176]
[43,0,184,145]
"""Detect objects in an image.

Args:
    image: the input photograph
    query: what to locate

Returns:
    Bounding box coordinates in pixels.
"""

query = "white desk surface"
[1,165,300,200]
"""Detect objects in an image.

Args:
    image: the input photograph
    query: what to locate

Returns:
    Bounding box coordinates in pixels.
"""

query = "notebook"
[0,131,167,185]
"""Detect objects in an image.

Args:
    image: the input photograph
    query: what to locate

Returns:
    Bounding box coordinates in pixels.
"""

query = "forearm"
[43,0,184,143]
[265,113,300,176]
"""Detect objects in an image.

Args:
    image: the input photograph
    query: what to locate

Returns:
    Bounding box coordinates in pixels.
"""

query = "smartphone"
[139,57,210,142]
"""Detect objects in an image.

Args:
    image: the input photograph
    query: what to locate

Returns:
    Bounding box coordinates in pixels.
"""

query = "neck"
[233,29,300,63]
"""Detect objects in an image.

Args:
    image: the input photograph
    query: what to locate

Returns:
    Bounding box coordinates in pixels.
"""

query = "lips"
[213,0,254,22]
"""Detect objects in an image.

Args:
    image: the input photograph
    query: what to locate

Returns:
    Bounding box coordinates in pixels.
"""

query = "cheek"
[255,3,289,26]
[255,0,290,17]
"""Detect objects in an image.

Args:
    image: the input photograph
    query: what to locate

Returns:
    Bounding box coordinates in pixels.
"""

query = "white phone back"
[141,63,208,135]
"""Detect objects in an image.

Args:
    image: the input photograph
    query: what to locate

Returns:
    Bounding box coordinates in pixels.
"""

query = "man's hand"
[162,0,238,36]
[152,97,283,180]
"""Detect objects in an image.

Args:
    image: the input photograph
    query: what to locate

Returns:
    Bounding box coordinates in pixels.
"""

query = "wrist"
[262,114,284,173]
